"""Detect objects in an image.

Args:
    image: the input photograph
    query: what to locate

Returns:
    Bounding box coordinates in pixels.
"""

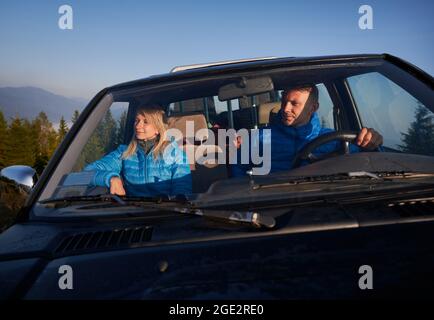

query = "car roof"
[108,54,387,90]
[169,56,279,73]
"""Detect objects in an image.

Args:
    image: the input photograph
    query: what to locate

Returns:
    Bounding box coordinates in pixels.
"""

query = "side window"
[214,97,239,114]
[347,72,434,155]
[169,98,215,127]
[213,97,242,129]
[170,98,210,114]
[316,84,334,129]
[73,102,129,171]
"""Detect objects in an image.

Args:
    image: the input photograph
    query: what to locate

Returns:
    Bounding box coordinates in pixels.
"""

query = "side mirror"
[0,165,37,191]
[0,166,37,231]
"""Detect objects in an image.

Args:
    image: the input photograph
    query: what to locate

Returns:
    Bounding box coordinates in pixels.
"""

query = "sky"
[0,0,433,100]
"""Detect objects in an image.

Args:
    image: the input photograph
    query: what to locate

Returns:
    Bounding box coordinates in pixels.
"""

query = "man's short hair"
[282,84,319,105]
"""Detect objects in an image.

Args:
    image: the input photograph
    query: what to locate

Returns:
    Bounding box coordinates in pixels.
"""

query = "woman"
[84,104,192,197]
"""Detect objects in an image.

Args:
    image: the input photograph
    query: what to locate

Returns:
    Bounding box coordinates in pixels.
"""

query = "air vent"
[54,225,153,256]
[388,199,434,217]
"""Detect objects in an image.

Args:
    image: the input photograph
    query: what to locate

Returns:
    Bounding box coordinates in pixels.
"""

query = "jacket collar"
[272,111,321,139]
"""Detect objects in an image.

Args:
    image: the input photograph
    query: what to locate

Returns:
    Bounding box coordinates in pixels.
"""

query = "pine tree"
[98,109,117,153]
[0,110,8,168]
[58,116,69,143]
[320,116,328,129]
[23,119,37,166]
[115,110,128,145]
[30,116,44,173]
[72,109,121,171]
[399,103,434,156]
[71,110,80,124]
[31,112,58,173]
[4,117,35,167]
[73,131,105,171]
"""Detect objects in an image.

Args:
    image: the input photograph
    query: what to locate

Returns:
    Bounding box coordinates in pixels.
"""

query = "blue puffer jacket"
[231,112,360,177]
[84,140,192,196]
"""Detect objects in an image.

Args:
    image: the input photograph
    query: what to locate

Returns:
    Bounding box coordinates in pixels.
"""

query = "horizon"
[0,85,88,101]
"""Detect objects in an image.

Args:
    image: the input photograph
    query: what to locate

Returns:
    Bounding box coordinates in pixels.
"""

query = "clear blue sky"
[0,0,432,99]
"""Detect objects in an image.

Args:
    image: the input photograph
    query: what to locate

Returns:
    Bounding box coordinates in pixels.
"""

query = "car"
[0,54,434,299]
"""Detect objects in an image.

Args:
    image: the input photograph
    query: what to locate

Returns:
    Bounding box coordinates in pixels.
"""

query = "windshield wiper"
[39,194,186,206]
[171,207,276,229]
[124,201,276,229]
[252,171,434,190]
[40,194,276,228]
[347,171,381,179]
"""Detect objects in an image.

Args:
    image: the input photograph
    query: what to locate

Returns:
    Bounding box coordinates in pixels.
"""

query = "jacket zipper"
[144,152,148,182]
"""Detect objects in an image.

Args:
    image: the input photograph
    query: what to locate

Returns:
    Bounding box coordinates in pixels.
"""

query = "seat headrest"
[167,113,208,140]
[258,102,281,125]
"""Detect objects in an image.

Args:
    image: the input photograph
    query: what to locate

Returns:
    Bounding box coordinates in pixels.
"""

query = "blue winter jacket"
[231,112,361,177]
[84,141,192,197]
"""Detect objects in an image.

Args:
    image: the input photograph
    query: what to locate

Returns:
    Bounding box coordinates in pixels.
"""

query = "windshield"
[34,60,434,217]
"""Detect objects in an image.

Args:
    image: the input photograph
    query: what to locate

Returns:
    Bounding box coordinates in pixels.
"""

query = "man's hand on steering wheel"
[356,128,383,150]
[292,129,384,168]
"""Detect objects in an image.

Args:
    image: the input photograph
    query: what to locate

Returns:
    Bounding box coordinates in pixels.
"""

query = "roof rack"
[170,57,278,73]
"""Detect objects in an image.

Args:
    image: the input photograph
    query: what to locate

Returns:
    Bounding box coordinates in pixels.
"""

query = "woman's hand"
[110,176,126,196]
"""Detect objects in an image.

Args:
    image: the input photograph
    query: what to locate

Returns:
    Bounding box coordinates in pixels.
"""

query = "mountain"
[0,86,88,123]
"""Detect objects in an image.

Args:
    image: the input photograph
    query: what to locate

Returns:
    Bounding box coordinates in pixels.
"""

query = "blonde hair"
[122,104,170,160]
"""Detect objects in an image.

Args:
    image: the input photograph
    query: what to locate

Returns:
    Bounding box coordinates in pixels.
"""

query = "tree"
[320,116,328,129]
[98,109,117,153]
[115,110,128,146]
[34,112,57,155]
[0,110,8,168]
[58,116,69,143]
[31,112,58,173]
[73,109,130,171]
[4,117,35,167]
[71,109,80,124]
[399,103,434,156]
[73,131,105,171]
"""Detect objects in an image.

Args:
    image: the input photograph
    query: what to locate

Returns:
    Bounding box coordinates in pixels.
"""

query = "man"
[231,84,383,177]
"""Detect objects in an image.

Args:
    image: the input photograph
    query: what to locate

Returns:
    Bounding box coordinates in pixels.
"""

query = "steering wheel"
[292,130,360,168]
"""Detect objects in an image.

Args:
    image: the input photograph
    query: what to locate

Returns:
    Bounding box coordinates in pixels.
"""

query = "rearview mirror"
[218,76,274,101]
